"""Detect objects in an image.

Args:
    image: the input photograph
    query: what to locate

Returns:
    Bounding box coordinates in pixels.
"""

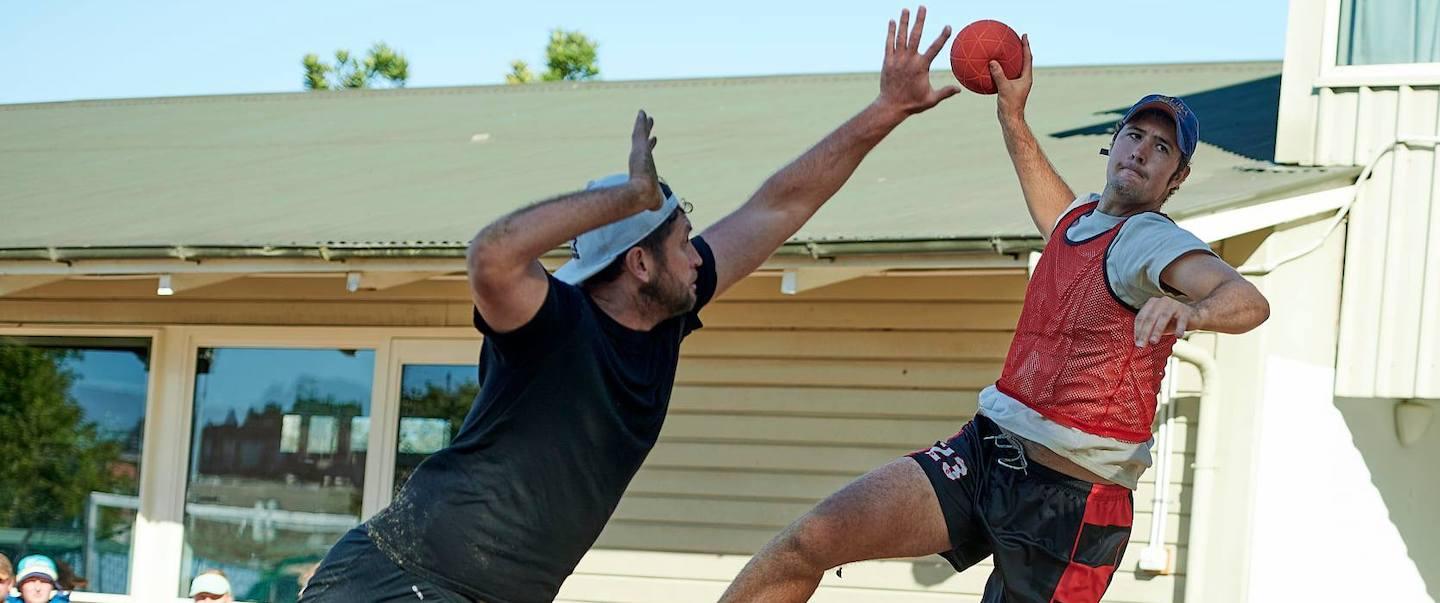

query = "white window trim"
[1317,0,1440,87]
[378,338,482,509]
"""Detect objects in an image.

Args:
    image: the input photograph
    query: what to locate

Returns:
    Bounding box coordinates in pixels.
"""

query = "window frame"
[172,326,411,602]
[1318,0,1440,87]
[379,338,482,507]
[0,326,160,603]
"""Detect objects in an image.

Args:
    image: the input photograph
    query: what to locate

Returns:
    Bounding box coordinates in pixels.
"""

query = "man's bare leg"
[719,458,951,602]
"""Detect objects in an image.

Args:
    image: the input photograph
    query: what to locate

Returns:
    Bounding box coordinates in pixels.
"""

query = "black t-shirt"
[367,237,719,603]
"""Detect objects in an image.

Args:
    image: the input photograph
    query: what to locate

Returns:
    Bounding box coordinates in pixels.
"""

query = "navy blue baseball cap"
[1118,94,1199,159]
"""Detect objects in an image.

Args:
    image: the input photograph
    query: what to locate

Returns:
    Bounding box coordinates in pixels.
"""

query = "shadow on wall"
[1050,75,1282,163]
[1336,397,1440,602]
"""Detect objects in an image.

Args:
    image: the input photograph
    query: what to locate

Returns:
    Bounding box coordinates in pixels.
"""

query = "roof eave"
[0,164,1361,274]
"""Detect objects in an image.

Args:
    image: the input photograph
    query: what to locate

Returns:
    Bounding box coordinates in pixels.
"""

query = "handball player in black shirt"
[301,8,962,600]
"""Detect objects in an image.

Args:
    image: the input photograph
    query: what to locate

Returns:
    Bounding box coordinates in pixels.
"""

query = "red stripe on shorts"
[1050,483,1133,603]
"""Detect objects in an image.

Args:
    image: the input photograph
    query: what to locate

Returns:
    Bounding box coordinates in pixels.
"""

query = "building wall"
[1276,0,1440,400]
[0,270,1194,603]
[1266,2,1440,600]
[1208,214,1438,602]
[1330,396,1440,599]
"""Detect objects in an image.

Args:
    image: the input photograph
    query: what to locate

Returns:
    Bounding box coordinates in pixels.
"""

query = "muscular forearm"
[750,101,908,218]
[1190,278,1271,334]
[468,180,655,275]
[999,113,1075,239]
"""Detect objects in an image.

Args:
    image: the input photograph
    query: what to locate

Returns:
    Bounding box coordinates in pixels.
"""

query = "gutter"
[0,237,1040,276]
[0,237,1036,261]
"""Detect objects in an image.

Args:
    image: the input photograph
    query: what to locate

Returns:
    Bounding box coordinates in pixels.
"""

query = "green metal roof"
[0,61,1354,258]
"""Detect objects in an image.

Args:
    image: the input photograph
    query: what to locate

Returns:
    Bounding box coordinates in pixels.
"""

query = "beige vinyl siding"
[1311,84,1440,399]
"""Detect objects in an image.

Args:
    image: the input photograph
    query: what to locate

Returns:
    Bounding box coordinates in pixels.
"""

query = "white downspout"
[1172,339,1222,603]
[1137,357,1180,573]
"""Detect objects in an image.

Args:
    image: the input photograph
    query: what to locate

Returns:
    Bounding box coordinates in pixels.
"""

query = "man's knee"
[772,510,848,570]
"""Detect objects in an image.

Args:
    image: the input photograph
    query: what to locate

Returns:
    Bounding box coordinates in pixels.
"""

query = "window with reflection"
[392,365,477,495]
[0,336,150,595]
[182,347,373,603]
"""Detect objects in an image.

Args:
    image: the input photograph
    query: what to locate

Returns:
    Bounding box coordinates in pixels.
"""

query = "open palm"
[879,6,961,115]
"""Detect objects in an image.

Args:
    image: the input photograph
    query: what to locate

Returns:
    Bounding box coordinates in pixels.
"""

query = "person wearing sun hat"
[188,570,233,603]
[8,555,69,603]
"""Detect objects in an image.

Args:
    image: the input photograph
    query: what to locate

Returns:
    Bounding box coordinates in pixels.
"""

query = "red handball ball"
[949,20,1023,95]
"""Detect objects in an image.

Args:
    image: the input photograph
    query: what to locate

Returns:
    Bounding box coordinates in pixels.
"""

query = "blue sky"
[64,347,150,437]
[192,348,374,427]
[3,0,1290,104]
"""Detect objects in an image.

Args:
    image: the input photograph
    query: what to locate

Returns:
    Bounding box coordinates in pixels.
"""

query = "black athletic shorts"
[907,415,1134,603]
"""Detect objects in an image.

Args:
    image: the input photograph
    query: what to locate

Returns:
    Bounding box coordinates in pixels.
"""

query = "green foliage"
[390,378,477,494]
[401,380,478,428]
[505,60,536,85]
[301,42,409,91]
[542,29,599,81]
[506,28,599,84]
[0,346,124,543]
[302,54,329,91]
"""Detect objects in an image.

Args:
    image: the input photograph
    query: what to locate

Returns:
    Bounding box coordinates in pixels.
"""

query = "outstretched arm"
[467,111,664,332]
[701,5,962,296]
[991,35,1076,240]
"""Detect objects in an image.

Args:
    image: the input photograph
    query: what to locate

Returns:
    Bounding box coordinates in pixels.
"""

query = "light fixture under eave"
[157,274,174,296]
[346,272,362,293]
